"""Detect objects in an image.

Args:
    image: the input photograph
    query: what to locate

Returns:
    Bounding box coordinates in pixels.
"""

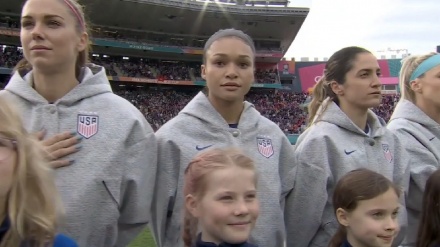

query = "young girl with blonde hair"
[0,97,76,247]
[182,148,259,247]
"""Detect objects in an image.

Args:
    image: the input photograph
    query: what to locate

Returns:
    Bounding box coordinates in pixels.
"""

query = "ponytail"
[182,209,198,247]
[328,227,347,247]
[12,53,87,79]
[13,58,32,75]
[307,76,335,126]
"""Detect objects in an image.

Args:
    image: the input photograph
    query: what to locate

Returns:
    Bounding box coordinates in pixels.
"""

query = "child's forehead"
[203,167,256,191]
[353,189,399,211]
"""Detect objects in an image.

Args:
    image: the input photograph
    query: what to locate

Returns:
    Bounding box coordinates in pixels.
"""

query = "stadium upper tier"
[0,0,309,60]
[0,46,280,84]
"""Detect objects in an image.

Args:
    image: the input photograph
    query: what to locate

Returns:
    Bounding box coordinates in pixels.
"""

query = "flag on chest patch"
[382,144,393,163]
[77,114,99,139]
[257,137,274,158]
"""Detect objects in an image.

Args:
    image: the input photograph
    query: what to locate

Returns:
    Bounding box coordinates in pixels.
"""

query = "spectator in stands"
[0,0,157,246]
[0,97,77,247]
[114,89,308,134]
[285,46,409,247]
[151,28,295,247]
[387,52,440,247]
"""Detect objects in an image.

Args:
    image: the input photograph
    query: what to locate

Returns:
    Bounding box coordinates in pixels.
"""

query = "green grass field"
[129,229,157,247]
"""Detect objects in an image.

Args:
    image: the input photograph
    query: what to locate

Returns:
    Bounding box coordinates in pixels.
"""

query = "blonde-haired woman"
[0,0,157,245]
[0,97,77,247]
[387,52,440,247]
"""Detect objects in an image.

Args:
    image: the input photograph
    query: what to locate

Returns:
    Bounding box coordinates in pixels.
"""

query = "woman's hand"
[36,130,82,169]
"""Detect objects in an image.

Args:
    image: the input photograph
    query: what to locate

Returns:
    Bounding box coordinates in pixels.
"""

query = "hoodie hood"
[390,99,440,129]
[315,98,387,137]
[180,92,260,130]
[5,64,112,106]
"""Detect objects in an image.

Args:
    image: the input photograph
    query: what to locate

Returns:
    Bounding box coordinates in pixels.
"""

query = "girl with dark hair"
[329,169,400,247]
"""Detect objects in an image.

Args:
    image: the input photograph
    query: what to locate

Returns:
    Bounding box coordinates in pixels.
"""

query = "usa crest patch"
[382,144,393,163]
[77,114,99,139]
[257,137,274,158]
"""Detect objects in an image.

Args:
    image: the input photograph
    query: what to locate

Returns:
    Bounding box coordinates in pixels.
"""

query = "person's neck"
[208,95,244,124]
[346,233,367,247]
[339,102,369,131]
[416,98,440,124]
[32,68,79,103]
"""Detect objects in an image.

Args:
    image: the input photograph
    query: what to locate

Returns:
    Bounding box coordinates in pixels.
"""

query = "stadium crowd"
[0,46,400,134]
[114,89,399,134]
[0,46,280,83]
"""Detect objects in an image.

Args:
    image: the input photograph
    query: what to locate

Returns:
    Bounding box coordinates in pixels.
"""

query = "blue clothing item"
[341,240,352,247]
[0,217,9,242]
[194,234,258,247]
[1,217,78,247]
[52,234,78,247]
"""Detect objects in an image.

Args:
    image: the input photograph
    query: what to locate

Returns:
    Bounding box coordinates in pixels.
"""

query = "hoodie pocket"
[102,179,121,210]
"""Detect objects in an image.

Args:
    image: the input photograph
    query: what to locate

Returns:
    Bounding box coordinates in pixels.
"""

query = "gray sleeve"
[148,134,181,247]
[285,137,330,247]
[279,135,297,199]
[391,130,438,212]
[116,127,158,246]
[389,134,411,247]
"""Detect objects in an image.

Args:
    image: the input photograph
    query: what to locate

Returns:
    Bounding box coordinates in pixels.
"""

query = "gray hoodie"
[0,65,157,247]
[285,101,409,247]
[150,92,295,247]
[388,99,440,246]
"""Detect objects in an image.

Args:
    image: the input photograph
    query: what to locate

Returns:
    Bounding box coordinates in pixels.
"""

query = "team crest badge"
[382,144,393,163]
[257,137,274,158]
[77,114,99,139]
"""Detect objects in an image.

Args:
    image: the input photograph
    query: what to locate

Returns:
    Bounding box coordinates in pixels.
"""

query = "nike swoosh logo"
[429,137,435,141]
[344,150,356,155]
[196,144,213,151]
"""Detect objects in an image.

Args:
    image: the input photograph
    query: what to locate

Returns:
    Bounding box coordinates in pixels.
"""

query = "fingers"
[50,159,74,169]
[46,135,83,154]
[49,144,81,161]
[42,131,77,147]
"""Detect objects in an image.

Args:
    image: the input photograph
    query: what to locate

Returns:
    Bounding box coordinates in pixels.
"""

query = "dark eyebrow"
[367,206,399,214]
[21,14,65,20]
[213,53,251,59]
[357,68,381,74]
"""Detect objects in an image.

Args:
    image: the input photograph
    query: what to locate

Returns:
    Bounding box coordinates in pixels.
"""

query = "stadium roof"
[192,0,290,6]
[0,0,308,60]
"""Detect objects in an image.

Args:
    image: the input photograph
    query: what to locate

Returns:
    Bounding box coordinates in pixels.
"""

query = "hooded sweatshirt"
[284,101,409,247]
[150,92,295,247]
[387,99,440,246]
[0,65,157,247]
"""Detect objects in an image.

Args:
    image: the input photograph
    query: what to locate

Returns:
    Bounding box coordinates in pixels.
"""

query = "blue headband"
[410,54,440,81]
